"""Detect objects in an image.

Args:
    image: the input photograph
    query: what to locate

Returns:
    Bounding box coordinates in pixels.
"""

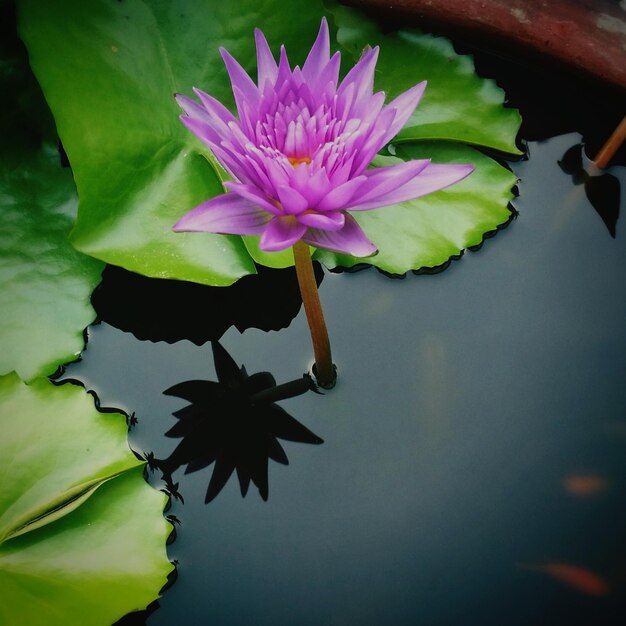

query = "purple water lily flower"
[173,18,473,256]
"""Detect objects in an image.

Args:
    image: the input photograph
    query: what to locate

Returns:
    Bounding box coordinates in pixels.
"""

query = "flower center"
[288,156,312,167]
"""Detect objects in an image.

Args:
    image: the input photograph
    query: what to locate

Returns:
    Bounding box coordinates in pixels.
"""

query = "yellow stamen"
[288,156,312,167]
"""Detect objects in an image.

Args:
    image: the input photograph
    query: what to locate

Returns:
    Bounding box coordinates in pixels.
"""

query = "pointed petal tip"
[254,27,271,52]
[458,163,476,178]
[219,45,238,67]
[361,243,378,257]
[171,218,187,232]
[318,15,329,37]
[175,93,194,110]
[363,248,378,259]
[413,80,428,97]
[359,45,379,61]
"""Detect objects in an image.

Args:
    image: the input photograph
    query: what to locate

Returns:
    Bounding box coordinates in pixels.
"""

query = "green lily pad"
[328,2,522,154]
[18,0,520,282]
[314,143,517,274]
[0,373,173,625]
[17,0,329,285]
[0,146,104,382]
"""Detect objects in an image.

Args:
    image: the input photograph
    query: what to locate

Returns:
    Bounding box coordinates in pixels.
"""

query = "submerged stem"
[292,241,336,389]
[594,115,626,169]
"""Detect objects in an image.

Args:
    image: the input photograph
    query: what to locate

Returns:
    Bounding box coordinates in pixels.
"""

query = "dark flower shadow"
[92,262,324,345]
[146,341,323,503]
[559,143,621,238]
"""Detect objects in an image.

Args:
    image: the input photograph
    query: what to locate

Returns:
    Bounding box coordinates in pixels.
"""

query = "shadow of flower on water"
[145,341,323,503]
[559,143,621,237]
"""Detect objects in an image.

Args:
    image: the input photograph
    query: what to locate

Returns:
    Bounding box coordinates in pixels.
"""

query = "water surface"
[64,134,626,625]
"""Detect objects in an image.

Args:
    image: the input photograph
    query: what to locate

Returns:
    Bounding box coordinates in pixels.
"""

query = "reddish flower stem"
[594,114,626,169]
[292,241,336,389]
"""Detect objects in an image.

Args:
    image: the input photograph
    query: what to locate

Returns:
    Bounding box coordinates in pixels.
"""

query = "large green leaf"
[327,2,522,154]
[314,143,517,274]
[17,0,329,285]
[18,0,520,282]
[0,373,173,625]
[0,146,104,382]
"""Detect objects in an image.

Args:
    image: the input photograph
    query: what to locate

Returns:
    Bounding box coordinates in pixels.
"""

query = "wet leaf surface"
[328,2,523,154]
[19,0,520,281]
[0,373,173,625]
[0,146,103,381]
[315,143,516,273]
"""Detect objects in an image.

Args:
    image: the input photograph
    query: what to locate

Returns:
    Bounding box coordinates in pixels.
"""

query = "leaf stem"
[594,114,626,169]
[292,241,336,389]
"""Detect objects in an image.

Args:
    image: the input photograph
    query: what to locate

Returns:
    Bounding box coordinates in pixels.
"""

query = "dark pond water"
[60,131,626,625]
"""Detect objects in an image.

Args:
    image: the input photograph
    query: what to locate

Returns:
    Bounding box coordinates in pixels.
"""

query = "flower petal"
[175,20,469,261]
[173,193,271,235]
[254,28,278,87]
[219,46,259,114]
[223,181,282,215]
[303,213,377,256]
[297,210,345,230]
[337,46,379,116]
[210,143,256,184]
[275,45,292,88]
[179,115,221,147]
[381,81,427,144]
[193,87,238,134]
[290,166,332,207]
[302,17,330,84]
[345,159,431,210]
[276,185,309,214]
[350,106,397,175]
[358,91,387,127]
[315,52,341,95]
[347,163,475,211]
[260,216,307,251]
[315,175,367,211]
[175,93,208,121]
[263,158,291,193]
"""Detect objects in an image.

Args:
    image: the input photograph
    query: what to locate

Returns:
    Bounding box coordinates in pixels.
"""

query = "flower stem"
[594,114,626,169]
[292,241,336,389]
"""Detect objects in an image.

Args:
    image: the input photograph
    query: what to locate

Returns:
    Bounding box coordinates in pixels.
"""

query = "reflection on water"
[92,262,323,345]
[558,142,621,237]
[146,341,322,503]
[521,563,611,597]
[561,473,608,497]
[64,135,626,626]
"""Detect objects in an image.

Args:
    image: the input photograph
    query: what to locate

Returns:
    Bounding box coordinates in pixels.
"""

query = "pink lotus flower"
[173,18,473,256]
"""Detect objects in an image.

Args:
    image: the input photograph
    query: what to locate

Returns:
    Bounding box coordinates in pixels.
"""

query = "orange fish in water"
[523,563,610,596]
[562,474,608,496]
